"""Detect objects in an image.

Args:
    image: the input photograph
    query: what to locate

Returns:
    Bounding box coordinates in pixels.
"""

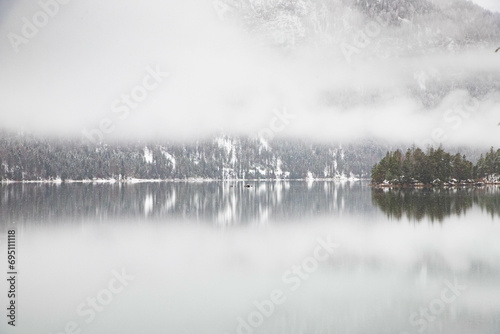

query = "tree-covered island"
[371,147,500,187]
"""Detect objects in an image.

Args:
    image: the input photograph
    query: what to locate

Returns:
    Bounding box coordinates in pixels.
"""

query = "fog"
[1,215,499,333]
[0,0,499,146]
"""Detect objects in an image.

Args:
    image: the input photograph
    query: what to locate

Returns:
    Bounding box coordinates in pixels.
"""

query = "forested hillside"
[214,0,500,113]
[0,132,389,181]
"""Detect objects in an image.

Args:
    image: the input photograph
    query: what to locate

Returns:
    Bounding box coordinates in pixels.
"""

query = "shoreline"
[0,177,369,185]
[371,181,500,189]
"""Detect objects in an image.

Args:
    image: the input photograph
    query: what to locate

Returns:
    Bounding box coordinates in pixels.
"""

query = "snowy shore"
[0,175,364,184]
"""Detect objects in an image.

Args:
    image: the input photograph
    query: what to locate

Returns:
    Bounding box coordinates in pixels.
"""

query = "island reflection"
[372,186,500,222]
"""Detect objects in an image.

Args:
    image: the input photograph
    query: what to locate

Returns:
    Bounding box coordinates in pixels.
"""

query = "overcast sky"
[0,0,499,147]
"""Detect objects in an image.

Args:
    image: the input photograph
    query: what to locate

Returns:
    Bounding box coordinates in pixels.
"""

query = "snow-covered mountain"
[217,0,500,52]
[0,132,392,181]
[215,0,500,109]
[0,130,488,181]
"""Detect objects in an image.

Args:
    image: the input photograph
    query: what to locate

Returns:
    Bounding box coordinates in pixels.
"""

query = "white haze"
[1,215,499,333]
[0,0,499,147]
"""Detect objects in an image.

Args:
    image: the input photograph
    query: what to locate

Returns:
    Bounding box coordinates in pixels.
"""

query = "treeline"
[0,132,386,181]
[371,147,500,185]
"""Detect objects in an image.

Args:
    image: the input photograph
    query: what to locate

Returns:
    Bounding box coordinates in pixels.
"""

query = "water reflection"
[372,186,500,222]
[2,182,499,227]
[0,181,374,226]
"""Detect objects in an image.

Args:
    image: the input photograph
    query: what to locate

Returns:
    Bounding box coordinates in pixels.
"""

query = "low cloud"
[0,0,499,147]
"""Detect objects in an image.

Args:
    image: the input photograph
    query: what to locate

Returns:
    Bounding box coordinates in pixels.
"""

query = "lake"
[0,181,499,334]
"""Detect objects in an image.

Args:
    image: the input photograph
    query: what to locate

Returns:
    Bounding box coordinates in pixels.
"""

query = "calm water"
[0,181,499,334]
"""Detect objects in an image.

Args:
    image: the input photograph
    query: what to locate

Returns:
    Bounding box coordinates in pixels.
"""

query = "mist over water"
[1,182,499,333]
[1,215,500,334]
